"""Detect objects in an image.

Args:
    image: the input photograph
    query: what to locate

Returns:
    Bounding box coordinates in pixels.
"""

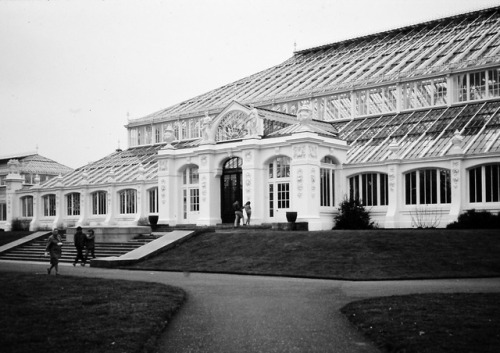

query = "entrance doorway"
[220,157,242,223]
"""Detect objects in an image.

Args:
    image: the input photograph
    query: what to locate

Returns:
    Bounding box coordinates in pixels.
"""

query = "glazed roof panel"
[330,99,500,164]
[129,6,500,125]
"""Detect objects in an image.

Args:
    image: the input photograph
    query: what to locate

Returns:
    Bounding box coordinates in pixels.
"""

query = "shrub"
[333,197,374,229]
[447,209,500,229]
[11,218,31,231]
[137,217,150,226]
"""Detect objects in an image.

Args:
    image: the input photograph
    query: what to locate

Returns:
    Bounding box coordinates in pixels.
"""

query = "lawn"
[341,293,500,353]
[2,228,500,353]
[0,272,185,353]
[128,228,500,280]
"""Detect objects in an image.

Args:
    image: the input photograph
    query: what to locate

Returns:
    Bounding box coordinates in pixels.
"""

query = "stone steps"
[0,236,156,264]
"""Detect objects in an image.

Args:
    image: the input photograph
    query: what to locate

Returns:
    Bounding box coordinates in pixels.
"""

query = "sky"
[1,0,500,169]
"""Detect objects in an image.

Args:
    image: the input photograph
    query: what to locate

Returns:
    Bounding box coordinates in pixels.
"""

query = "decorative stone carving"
[451,161,460,189]
[293,145,306,159]
[201,112,213,142]
[389,167,396,192]
[244,151,252,161]
[448,130,464,155]
[297,102,312,124]
[162,128,175,149]
[159,160,168,171]
[247,105,259,137]
[297,168,303,198]
[308,145,318,159]
[7,159,20,175]
[388,140,400,159]
[311,168,316,199]
[201,156,207,166]
[245,172,252,195]
[160,179,167,204]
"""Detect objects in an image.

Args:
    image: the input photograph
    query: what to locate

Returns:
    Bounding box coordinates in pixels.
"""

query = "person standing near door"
[233,200,243,228]
[244,201,252,225]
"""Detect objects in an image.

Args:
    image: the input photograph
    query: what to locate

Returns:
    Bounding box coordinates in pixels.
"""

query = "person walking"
[233,200,243,228]
[244,201,252,225]
[85,229,96,261]
[45,229,63,275]
[73,226,86,267]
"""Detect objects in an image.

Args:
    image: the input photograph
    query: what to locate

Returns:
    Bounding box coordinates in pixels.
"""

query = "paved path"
[2,261,500,353]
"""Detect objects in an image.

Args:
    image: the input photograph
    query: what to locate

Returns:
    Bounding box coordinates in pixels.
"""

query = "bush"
[447,209,500,229]
[11,218,31,231]
[137,217,150,226]
[333,197,374,229]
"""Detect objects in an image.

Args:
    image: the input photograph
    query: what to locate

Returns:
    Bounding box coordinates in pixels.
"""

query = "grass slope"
[130,229,500,280]
[0,272,185,353]
[341,293,500,353]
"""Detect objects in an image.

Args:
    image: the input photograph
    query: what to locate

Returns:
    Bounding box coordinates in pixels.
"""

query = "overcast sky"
[1,0,499,169]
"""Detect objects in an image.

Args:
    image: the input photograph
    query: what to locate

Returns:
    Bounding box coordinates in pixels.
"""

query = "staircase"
[0,234,156,264]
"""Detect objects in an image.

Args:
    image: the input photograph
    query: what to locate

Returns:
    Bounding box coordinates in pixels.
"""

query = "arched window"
[20,196,33,217]
[404,168,451,205]
[148,187,159,214]
[268,156,291,217]
[182,166,199,219]
[66,193,80,216]
[92,191,107,215]
[119,189,137,214]
[0,203,7,221]
[469,164,500,203]
[349,173,388,206]
[43,194,56,217]
[320,156,336,207]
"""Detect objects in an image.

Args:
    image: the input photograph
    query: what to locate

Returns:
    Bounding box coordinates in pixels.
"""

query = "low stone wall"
[66,226,151,243]
[271,222,308,231]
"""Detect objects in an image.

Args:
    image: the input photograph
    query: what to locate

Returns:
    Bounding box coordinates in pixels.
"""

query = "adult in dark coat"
[45,229,63,275]
[73,226,86,266]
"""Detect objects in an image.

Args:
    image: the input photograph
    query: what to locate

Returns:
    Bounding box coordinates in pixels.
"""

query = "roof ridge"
[295,5,500,55]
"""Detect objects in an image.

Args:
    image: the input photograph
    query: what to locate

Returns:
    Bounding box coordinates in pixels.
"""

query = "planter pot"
[148,215,159,228]
[286,212,297,223]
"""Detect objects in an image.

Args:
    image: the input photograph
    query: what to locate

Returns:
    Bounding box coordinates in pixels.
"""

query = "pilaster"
[4,169,24,231]
[449,159,463,222]
[157,150,178,225]
[385,162,401,228]
[197,146,220,225]
[241,146,264,225]
[290,142,322,230]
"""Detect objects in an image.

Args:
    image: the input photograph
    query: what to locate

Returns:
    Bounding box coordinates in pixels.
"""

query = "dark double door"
[221,170,242,223]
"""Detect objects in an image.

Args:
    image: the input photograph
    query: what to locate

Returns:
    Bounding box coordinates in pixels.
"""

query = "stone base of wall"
[271,222,309,231]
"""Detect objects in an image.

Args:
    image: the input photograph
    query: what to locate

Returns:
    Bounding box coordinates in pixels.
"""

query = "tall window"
[66,193,80,216]
[182,166,199,219]
[268,156,291,217]
[43,194,56,217]
[349,173,388,206]
[405,169,451,205]
[119,189,137,214]
[149,187,159,213]
[21,196,33,217]
[0,203,6,221]
[92,191,107,215]
[469,164,500,203]
[320,156,336,207]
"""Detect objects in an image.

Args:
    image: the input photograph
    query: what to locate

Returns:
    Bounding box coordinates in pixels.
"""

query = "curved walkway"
[2,261,500,353]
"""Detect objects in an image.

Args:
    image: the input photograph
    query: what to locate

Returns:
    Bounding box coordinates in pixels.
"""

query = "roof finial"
[36,144,39,154]
[116,140,122,152]
[294,40,297,52]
